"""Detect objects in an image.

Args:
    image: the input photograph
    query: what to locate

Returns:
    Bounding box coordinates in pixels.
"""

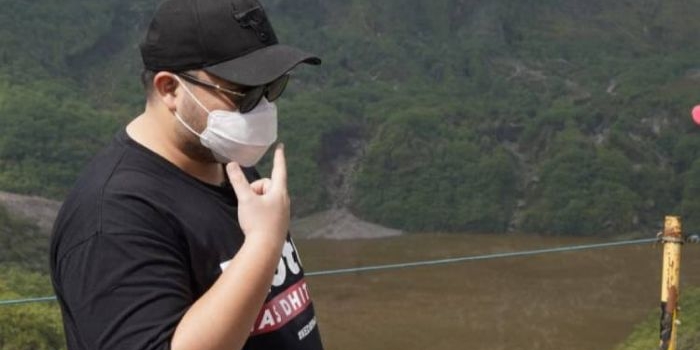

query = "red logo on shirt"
[250,279,312,335]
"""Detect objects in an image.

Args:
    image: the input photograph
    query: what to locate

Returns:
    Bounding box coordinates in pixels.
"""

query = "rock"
[291,208,403,240]
[0,191,61,234]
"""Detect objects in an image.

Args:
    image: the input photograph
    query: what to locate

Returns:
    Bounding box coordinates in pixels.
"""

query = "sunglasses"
[178,73,290,113]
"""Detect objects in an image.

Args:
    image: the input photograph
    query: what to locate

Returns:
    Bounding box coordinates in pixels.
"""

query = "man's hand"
[171,144,292,350]
[226,143,290,247]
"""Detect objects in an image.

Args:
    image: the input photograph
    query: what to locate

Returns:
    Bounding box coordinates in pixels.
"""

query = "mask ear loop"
[173,110,207,140]
[172,75,211,141]
[174,75,212,113]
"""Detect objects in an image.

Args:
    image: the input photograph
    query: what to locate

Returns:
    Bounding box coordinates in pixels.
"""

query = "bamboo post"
[658,216,683,350]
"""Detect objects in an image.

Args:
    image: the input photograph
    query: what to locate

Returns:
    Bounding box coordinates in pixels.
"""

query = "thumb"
[226,162,253,201]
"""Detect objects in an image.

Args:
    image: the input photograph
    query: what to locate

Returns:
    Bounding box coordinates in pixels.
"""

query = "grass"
[614,287,700,350]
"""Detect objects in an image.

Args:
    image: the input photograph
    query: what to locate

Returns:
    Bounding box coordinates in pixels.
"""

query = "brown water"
[296,233,700,350]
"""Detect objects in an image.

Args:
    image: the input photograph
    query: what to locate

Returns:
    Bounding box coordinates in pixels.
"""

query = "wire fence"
[0,237,660,307]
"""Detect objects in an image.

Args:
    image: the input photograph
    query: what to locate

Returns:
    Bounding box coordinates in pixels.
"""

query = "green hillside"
[0,204,64,348]
[1,0,700,235]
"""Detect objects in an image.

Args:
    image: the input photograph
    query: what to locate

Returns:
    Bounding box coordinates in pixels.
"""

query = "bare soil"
[296,234,700,350]
[3,192,697,349]
[0,192,400,240]
[0,191,61,233]
[291,208,403,239]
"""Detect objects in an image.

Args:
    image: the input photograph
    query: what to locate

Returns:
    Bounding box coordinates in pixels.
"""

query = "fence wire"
[1,237,660,306]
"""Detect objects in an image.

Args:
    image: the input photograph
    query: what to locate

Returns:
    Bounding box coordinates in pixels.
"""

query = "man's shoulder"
[51,132,176,250]
[69,129,186,202]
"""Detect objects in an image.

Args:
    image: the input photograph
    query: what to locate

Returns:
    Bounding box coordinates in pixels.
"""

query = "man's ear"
[153,72,180,109]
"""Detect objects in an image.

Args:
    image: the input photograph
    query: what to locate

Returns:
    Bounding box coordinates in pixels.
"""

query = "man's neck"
[126,113,225,186]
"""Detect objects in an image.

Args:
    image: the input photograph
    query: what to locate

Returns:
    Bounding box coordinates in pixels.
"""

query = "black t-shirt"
[49,129,323,350]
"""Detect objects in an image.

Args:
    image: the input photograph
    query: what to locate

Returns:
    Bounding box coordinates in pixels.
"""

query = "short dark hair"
[141,69,157,97]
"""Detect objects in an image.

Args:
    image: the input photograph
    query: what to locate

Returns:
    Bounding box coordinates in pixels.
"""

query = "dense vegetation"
[4,1,700,347]
[0,204,64,349]
[2,0,700,237]
[0,264,64,350]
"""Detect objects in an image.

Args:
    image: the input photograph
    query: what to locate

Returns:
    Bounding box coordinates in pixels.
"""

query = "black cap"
[140,0,321,86]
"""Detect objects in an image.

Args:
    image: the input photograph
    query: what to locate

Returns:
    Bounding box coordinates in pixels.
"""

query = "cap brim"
[204,44,321,86]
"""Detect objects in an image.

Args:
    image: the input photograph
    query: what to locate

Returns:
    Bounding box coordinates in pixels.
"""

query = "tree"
[0,266,65,350]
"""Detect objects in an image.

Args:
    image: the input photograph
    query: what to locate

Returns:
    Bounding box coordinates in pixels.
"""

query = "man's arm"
[170,144,291,350]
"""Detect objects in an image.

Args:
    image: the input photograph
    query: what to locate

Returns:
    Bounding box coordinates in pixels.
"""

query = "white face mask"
[173,76,278,166]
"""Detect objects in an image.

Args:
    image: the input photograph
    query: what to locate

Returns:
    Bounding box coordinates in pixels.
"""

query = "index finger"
[226,162,254,201]
[270,143,287,189]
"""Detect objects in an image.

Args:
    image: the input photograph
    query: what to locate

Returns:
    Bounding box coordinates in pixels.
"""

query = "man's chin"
[181,141,218,164]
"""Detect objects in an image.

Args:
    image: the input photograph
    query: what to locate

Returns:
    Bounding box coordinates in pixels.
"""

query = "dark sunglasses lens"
[266,75,290,102]
[239,86,265,113]
[239,75,290,113]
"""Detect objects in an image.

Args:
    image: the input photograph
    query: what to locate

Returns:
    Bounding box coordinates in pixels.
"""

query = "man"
[49,0,323,349]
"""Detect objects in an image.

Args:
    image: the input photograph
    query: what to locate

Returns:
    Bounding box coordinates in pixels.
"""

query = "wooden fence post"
[658,216,683,350]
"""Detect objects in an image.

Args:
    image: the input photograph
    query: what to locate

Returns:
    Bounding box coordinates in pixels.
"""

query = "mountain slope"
[1,0,700,235]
